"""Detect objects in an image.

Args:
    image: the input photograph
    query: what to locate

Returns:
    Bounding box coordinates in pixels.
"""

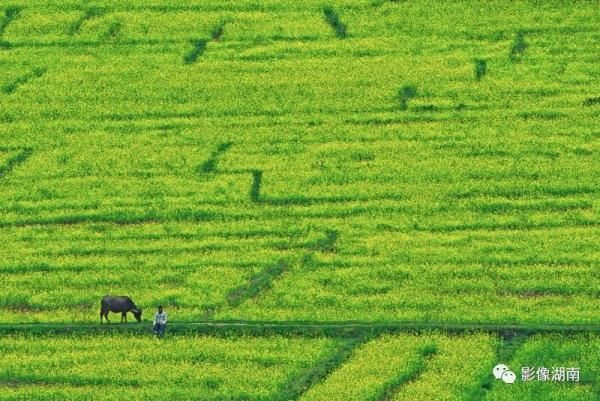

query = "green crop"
[0,0,598,399]
[0,334,338,400]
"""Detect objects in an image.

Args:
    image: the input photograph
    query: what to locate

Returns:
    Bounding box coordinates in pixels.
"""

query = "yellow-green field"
[0,0,598,399]
[1,332,598,401]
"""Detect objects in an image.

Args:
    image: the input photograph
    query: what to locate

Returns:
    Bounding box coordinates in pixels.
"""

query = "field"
[0,0,598,399]
[1,331,599,401]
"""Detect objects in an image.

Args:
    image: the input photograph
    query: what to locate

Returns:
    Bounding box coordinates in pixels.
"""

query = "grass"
[0,333,338,400]
[211,22,226,41]
[274,336,366,401]
[482,334,599,400]
[299,333,496,401]
[199,142,233,173]
[0,321,599,339]
[12,332,593,401]
[312,229,339,253]
[583,96,600,106]
[377,343,437,401]
[0,148,32,178]
[104,20,122,40]
[465,332,528,401]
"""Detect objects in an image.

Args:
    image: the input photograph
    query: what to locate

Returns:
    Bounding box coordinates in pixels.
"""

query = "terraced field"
[0,0,598,399]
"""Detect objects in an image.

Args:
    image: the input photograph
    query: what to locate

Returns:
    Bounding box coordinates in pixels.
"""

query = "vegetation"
[0,6,21,36]
[397,85,417,110]
[211,22,226,41]
[227,259,288,308]
[1,67,45,94]
[0,0,598,399]
[0,333,339,400]
[67,8,104,36]
[183,39,207,64]
[509,31,527,62]
[474,58,487,81]
[483,334,600,401]
[323,6,347,38]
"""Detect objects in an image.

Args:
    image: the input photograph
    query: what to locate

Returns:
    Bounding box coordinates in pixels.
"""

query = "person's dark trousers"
[153,323,165,338]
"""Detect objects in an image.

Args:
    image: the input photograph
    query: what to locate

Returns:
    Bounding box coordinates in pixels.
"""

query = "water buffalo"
[100,295,142,324]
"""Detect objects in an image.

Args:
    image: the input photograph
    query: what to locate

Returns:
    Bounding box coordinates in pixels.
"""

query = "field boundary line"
[1,214,597,232]
[377,343,438,401]
[465,331,528,401]
[0,147,33,179]
[183,22,227,64]
[1,320,599,336]
[68,8,104,35]
[226,259,289,308]
[1,67,46,95]
[273,336,367,401]
[202,259,290,319]
[0,6,21,36]
[199,141,233,173]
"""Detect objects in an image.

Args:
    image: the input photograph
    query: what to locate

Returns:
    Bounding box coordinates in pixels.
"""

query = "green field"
[1,332,598,400]
[0,0,598,399]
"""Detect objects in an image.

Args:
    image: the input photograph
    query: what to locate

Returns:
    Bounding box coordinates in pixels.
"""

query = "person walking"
[153,305,167,338]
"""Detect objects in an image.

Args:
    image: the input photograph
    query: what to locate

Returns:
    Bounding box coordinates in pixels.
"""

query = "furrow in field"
[0,334,339,401]
[299,333,495,401]
[391,334,496,401]
[0,68,46,94]
[0,147,33,178]
[298,334,428,401]
[67,8,104,35]
[273,336,367,401]
[481,334,600,401]
[0,6,21,36]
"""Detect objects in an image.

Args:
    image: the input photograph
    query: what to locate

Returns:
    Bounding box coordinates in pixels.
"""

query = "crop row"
[301,333,495,401]
[0,220,597,324]
[0,135,595,223]
[2,3,598,46]
[1,46,597,119]
[0,333,340,401]
[0,0,597,329]
[0,332,597,400]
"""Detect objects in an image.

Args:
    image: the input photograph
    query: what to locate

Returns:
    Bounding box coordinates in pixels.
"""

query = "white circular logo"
[501,370,516,384]
[493,364,510,379]
[493,364,516,384]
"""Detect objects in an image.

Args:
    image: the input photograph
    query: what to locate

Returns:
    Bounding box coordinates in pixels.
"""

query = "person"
[153,305,167,338]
